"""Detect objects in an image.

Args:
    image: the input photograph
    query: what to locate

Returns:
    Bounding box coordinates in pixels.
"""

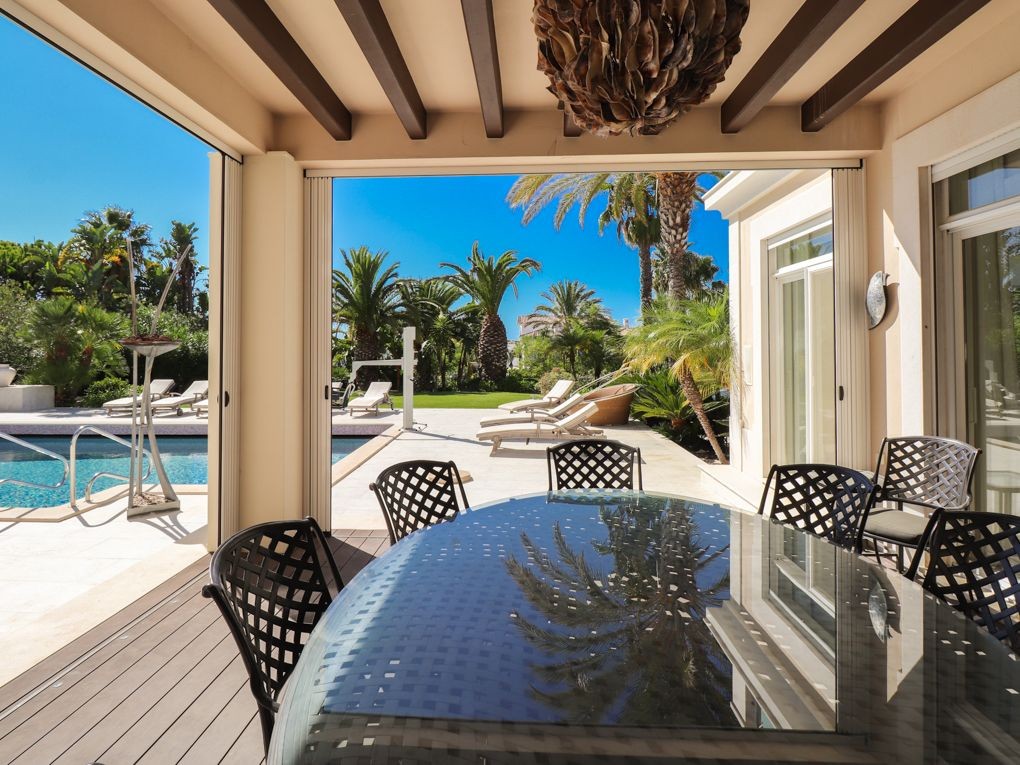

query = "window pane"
[948,149,1020,215]
[771,224,833,269]
[782,279,807,462]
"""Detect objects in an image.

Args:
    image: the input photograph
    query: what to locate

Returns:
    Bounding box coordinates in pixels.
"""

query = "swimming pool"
[0,436,371,509]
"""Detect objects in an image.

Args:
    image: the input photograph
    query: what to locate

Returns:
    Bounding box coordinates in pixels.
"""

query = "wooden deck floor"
[0,529,390,765]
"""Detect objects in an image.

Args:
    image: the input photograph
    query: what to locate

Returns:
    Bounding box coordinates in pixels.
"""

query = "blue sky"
[0,17,211,267]
[0,14,729,333]
[334,174,728,333]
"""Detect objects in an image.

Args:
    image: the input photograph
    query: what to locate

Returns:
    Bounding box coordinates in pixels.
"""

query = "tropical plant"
[441,243,539,383]
[625,292,732,463]
[158,221,201,314]
[534,279,604,329]
[655,172,721,300]
[598,173,659,310]
[332,247,404,382]
[64,206,153,306]
[630,370,728,447]
[22,297,128,404]
[508,173,659,309]
[398,277,467,390]
[504,496,733,725]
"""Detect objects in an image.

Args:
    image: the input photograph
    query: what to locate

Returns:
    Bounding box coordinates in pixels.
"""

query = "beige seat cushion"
[865,509,928,544]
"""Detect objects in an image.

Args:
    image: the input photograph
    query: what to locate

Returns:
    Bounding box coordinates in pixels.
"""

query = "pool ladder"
[0,427,152,511]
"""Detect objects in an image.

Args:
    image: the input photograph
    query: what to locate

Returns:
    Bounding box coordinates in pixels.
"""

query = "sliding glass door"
[769,222,836,465]
[961,224,1020,513]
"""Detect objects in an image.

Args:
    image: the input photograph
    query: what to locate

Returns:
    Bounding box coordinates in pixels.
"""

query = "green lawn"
[381,391,533,409]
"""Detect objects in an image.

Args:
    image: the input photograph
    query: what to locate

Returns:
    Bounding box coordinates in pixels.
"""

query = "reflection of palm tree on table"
[505,498,734,726]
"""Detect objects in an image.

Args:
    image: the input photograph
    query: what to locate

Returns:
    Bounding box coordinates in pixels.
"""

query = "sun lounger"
[150,380,209,416]
[348,381,394,415]
[497,379,575,412]
[478,392,586,428]
[103,379,175,414]
[476,402,602,451]
[194,399,210,418]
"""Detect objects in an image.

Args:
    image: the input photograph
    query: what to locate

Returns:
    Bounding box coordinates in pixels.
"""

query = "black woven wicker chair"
[758,463,877,552]
[547,439,643,491]
[919,511,1020,653]
[370,460,470,544]
[202,517,343,752]
[863,436,980,575]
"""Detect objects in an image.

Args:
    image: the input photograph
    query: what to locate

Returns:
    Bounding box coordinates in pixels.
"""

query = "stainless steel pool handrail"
[70,426,153,508]
[0,432,70,491]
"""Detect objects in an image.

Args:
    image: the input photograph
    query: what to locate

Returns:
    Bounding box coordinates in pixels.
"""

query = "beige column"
[237,151,306,526]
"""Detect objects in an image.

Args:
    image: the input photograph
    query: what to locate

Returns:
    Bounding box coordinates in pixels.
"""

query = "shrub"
[630,369,728,455]
[80,377,136,407]
[537,367,571,395]
[499,369,538,393]
[0,282,36,373]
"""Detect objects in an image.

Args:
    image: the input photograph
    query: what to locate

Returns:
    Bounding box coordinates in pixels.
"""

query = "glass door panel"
[772,246,836,466]
[780,279,807,462]
[809,267,836,463]
[963,226,1020,513]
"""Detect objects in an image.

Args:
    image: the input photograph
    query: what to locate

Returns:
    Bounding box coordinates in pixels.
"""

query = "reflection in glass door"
[962,225,1020,513]
[770,222,837,465]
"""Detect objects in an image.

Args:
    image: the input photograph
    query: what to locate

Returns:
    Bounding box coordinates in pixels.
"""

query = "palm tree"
[655,172,721,300]
[332,247,403,383]
[22,297,127,403]
[597,173,659,311]
[398,278,466,389]
[159,221,200,314]
[534,279,603,330]
[508,173,660,310]
[625,292,732,463]
[66,207,153,305]
[441,243,539,382]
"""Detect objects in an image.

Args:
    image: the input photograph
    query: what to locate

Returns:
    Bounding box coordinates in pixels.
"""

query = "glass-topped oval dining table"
[268,491,1020,765]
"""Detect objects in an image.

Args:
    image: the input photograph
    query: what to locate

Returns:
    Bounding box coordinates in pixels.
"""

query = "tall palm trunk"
[352,327,379,385]
[677,366,728,464]
[478,313,508,382]
[638,242,653,313]
[657,171,700,301]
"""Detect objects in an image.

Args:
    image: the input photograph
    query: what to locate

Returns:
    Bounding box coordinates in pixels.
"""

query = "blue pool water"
[0,436,370,509]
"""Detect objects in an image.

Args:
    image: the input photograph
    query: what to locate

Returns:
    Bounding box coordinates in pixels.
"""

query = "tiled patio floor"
[332,407,758,528]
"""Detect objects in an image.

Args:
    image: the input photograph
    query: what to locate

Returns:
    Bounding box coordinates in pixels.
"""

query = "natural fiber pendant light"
[534,0,749,136]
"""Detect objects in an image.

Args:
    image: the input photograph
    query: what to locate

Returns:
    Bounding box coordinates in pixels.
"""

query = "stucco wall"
[865,21,1020,449]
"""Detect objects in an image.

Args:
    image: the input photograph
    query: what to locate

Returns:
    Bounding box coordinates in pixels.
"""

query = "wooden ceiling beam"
[207,0,351,140]
[335,0,427,139]
[801,0,992,132]
[721,1,864,133]
[460,0,504,138]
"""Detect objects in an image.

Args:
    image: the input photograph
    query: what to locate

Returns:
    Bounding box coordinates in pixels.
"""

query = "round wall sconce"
[866,271,889,329]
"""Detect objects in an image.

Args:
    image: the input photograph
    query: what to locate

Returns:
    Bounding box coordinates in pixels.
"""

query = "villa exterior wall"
[713,24,1020,479]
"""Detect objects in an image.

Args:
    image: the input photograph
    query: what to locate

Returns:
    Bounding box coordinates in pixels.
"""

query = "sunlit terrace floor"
[331,407,759,528]
[0,529,390,765]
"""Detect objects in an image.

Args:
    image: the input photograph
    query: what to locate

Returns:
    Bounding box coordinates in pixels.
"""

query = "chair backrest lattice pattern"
[759,463,876,551]
[370,460,469,543]
[547,439,643,491]
[922,511,1020,653]
[876,436,980,511]
[203,518,343,750]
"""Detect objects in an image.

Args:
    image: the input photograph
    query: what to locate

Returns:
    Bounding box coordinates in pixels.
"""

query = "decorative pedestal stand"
[122,340,181,518]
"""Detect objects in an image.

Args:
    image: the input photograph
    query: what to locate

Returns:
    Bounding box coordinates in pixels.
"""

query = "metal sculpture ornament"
[534,0,749,136]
